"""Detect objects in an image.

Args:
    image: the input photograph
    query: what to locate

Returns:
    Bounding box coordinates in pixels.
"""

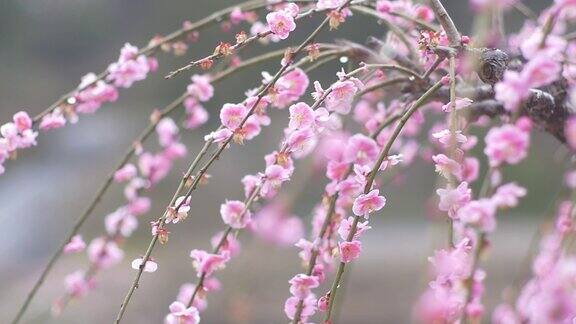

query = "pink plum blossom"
[344,134,379,166]
[457,199,497,232]
[220,103,247,129]
[339,240,362,263]
[285,294,317,320]
[64,271,95,298]
[436,182,472,217]
[325,80,358,114]
[165,301,200,324]
[167,196,191,224]
[107,43,153,88]
[211,231,241,257]
[250,202,304,247]
[289,274,320,298]
[39,109,66,130]
[13,111,32,132]
[114,163,137,183]
[491,182,527,208]
[131,257,158,273]
[288,102,315,130]
[338,216,371,240]
[432,154,462,180]
[187,74,214,102]
[87,238,124,269]
[63,235,86,254]
[441,97,473,112]
[156,118,179,147]
[428,238,472,282]
[484,123,530,167]
[220,200,251,229]
[105,208,138,237]
[190,249,230,277]
[266,9,297,40]
[262,164,291,197]
[352,189,387,217]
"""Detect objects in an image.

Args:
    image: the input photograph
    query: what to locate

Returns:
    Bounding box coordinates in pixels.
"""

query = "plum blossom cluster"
[166,71,362,324]
[183,74,214,129]
[10,0,576,323]
[417,114,531,322]
[52,117,186,313]
[285,70,436,322]
[1,43,158,177]
[494,1,574,112]
[204,67,309,145]
[493,172,576,323]
[0,111,37,175]
[266,3,299,40]
[42,43,157,133]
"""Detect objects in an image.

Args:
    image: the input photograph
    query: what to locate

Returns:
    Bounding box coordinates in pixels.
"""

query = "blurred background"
[0,0,564,323]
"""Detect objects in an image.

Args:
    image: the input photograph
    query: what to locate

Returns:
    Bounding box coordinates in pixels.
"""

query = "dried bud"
[200,58,214,70]
[188,31,200,43]
[182,20,193,30]
[200,174,211,185]
[158,228,170,244]
[306,43,321,61]
[149,35,164,48]
[282,48,295,66]
[328,11,345,30]
[172,41,188,56]
[133,141,143,155]
[214,42,234,56]
[235,31,248,44]
[150,109,162,124]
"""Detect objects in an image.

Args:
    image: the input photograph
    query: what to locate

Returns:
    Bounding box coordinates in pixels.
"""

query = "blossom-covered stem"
[31,0,271,125]
[115,138,213,324]
[186,184,262,307]
[115,4,353,320]
[428,0,461,47]
[166,1,363,79]
[10,95,185,324]
[324,80,444,322]
[290,91,414,323]
[11,46,298,324]
[460,168,498,323]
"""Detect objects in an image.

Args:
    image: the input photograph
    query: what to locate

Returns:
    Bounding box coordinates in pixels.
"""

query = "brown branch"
[428,0,461,47]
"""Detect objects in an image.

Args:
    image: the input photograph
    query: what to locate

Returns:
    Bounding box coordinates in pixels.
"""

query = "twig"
[324,79,444,322]
[30,0,271,125]
[32,47,296,317]
[113,3,353,321]
[428,0,461,47]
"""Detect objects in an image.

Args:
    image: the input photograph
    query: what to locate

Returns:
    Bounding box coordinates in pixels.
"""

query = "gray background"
[0,0,563,323]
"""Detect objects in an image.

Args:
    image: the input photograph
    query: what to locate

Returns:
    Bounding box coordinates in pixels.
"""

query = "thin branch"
[428,0,461,47]
[10,46,296,324]
[324,79,444,322]
[30,0,271,125]
[113,3,353,321]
